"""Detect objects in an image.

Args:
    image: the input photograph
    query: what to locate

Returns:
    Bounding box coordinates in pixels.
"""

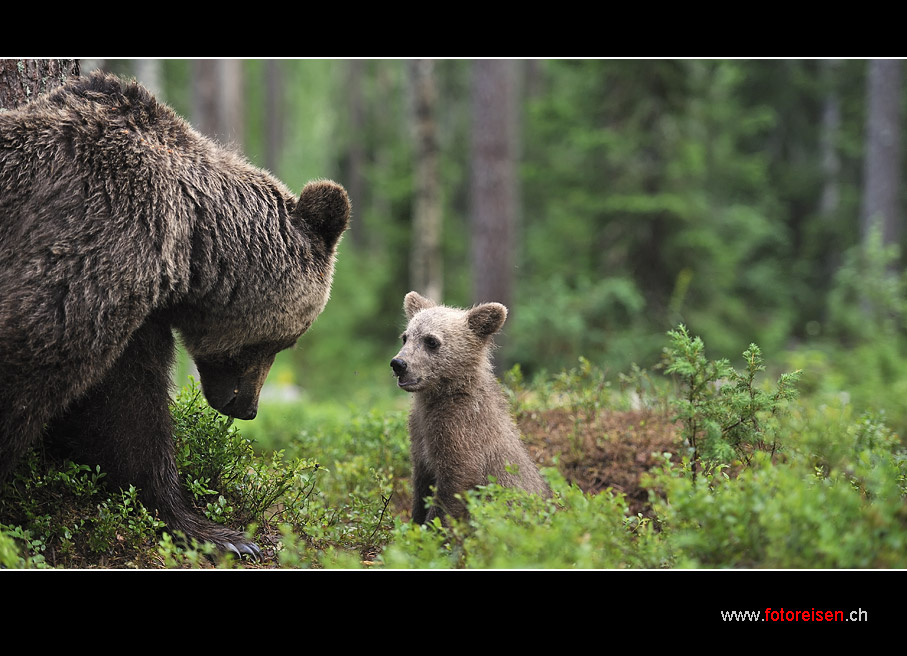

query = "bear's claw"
[225,541,262,561]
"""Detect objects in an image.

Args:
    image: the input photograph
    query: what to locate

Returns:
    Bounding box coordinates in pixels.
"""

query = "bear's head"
[180,179,351,420]
[390,291,507,395]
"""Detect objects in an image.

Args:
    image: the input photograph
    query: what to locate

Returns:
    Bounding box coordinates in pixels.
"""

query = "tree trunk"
[192,59,218,138]
[470,59,518,310]
[133,59,163,99]
[0,59,79,110]
[218,59,244,148]
[408,59,443,302]
[820,59,841,220]
[191,59,244,146]
[345,59,366,248]
[860,58,902,247]
[264,59,285,174]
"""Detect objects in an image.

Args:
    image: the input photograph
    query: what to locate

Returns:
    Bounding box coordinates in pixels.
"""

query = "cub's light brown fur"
[391,291,549,524]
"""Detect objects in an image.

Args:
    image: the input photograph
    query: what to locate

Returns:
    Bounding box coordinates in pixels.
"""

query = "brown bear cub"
[391,291,550,524]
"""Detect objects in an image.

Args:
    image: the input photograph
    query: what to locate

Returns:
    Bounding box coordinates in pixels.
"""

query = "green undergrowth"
[0,381,406,568]
[379,470,668,569]
[2,326,907,568]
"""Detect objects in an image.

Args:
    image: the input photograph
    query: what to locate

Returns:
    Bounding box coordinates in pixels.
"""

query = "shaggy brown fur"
[0,72,350,558]
[391,291,549,524]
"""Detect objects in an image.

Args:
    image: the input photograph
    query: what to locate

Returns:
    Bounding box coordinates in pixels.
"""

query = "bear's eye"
[401,333,408,344]
[423,335,440,350]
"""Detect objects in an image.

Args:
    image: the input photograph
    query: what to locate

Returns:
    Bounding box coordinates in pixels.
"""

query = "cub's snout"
[390,355,421,391]
[390,357,407,377]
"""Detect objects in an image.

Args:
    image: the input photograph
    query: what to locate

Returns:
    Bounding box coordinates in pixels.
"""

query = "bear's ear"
[294,179,351,250]
[467,302,507,338]
[404,291,435,319]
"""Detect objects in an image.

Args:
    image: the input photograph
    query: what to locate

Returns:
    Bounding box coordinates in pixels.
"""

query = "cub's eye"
[424,336,440,350]
[401,333,408,344]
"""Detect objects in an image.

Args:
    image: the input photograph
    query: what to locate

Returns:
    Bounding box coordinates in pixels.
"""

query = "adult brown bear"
[0,71,350,558]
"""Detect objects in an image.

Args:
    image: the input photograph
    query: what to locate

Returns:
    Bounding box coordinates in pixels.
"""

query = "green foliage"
[89,486,166,553]
[0,453,164,567]
[664,325,801,470]
[827,226,907,342]
[784,340,907,437]
[380,470,667,569]
[0,529,26,568]
[648,442,907,568]
[647,328,907,569]
[5,324,907,569]
[508,274,650,374]
[782,226,907,434]
[172,381,328,531]
[520,59,801,368]
[284,247,404,405]
[171,383,252,521]
[171,380,344,560]
[785,401,907,497]
[551,356,609,415]
[0,379,342,567]
[244,405,408,565]
[454,475,664,569]
[617,362,673,413]
[549,356,610,454]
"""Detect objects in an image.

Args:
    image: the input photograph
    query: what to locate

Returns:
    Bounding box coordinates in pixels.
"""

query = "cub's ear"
[404,291,435,319]
[467,302,507,338]
[294,179,351,250]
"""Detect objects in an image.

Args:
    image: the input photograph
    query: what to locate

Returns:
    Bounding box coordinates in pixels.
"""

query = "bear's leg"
[410,459,435,525]
[427,480,468,524]
[45,318,260,559]
[0,408,50,485]
[0,351,63,486]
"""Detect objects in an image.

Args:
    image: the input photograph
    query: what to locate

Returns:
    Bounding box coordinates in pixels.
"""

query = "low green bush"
[646,442,907,568]
[642,326,907,569]
[171,381,325,533]
[664,324,801,471]
[0,453,164,567]
[379,469,669,569]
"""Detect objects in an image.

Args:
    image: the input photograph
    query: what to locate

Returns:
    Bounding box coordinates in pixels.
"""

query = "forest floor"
[383,404,682,522]
[518,407,681,517]
[11,404,682,569]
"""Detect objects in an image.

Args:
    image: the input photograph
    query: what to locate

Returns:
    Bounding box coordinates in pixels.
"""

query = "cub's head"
[182,179,351,420]
[390,291,507,394]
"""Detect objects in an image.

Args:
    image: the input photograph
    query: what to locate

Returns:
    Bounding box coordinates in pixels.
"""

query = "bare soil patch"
[520,407,681,516]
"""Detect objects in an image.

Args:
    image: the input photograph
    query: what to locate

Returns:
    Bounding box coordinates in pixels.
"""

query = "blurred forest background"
[83,58,907,433]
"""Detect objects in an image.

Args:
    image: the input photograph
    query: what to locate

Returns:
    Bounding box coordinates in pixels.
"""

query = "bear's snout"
[391,357,421,391]
[390,358,407,377]
[196,354,274,421]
